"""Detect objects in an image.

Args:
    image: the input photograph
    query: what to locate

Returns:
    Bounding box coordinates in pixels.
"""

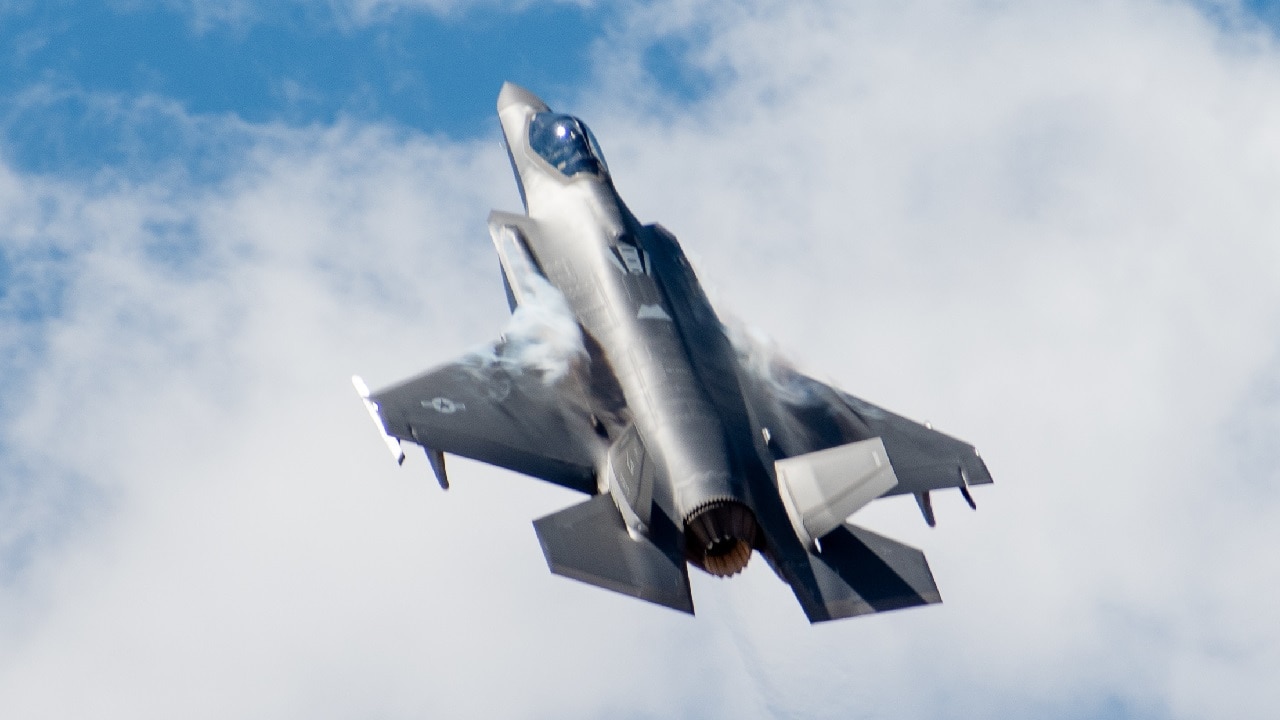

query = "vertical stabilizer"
[775,437,899,549]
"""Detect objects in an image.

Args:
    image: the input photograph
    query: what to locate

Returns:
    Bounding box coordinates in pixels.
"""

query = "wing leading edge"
[740,364,992,499]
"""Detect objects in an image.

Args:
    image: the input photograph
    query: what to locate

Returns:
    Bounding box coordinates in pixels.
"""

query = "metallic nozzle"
[684,499,759,577]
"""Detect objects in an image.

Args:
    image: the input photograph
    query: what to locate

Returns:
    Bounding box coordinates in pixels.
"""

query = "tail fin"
[774,437,899,549]
[533,494,694,614]
[785,523,941,623]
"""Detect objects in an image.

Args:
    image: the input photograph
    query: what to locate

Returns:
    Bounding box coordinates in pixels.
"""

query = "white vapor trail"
[468,272,587,385]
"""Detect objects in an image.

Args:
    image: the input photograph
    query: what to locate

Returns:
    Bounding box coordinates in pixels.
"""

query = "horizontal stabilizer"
[789,523,941,623]
[533,495,693,614]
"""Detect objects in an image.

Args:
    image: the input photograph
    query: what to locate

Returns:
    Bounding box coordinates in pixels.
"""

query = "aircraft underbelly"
[535,219,740,520]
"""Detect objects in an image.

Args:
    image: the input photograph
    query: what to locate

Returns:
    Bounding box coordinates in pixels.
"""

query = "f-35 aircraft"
[354,83,992,622]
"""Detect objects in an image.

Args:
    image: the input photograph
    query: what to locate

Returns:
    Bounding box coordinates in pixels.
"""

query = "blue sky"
[2,1,1276,178]
[2,2,1280,718]
[3,1,1276,172]
[3,2,599,171]
[0,1,723,173]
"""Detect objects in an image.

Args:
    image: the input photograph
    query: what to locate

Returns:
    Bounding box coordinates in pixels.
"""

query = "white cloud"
[583,1,1280,716]
[3,0,1280,717]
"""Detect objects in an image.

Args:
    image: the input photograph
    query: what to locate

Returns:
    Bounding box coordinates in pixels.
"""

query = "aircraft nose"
[498,82,550,114]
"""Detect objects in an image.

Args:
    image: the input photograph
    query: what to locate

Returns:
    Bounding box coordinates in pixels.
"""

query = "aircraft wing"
[835,389,992,496]
[742,365,992,498]
[359,346,602,495]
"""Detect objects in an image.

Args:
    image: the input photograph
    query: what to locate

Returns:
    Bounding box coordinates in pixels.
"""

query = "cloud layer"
[2,1,1279,717]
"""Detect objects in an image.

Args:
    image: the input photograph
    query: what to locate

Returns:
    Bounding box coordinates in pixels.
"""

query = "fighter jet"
[353,83,992,622]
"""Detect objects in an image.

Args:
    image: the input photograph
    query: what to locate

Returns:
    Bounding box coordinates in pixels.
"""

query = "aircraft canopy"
[529,113,609,178]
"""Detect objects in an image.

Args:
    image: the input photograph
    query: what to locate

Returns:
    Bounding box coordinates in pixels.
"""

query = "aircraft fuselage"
[497,84,755,575]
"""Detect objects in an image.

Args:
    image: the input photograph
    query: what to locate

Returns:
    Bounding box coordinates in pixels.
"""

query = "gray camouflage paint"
[361,83,993,622]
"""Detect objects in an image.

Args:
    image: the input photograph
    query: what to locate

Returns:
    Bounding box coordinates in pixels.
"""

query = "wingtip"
[353,374,405,465]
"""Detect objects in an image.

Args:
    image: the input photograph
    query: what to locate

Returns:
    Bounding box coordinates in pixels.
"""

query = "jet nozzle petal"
[684,499,758,577]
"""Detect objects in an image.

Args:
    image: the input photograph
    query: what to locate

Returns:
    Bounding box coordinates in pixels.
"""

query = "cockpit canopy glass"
[528,113,609,178]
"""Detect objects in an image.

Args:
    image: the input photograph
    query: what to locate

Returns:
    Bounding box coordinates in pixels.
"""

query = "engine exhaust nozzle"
[684,499,759,577]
